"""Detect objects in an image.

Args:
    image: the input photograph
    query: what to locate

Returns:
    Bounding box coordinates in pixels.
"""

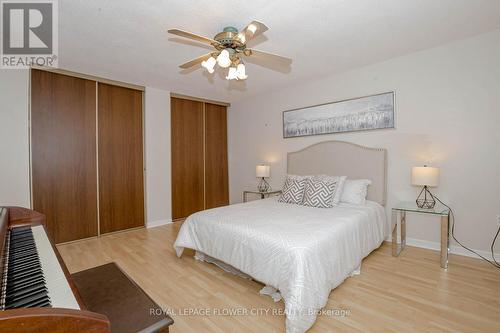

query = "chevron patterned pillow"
[278,176,307,204]
[302,178,338,208]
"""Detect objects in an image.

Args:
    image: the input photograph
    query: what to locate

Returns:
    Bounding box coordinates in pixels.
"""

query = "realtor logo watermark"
[1,0,58,68]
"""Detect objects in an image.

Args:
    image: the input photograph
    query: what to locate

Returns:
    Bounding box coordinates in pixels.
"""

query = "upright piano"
[0,206,110,332]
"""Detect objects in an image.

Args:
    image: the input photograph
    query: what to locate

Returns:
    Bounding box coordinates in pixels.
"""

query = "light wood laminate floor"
[58,223,500,333]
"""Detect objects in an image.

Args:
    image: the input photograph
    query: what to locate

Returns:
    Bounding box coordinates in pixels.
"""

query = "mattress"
[174,197,388,333]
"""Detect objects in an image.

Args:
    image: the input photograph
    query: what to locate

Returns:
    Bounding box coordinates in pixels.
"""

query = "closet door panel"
[205,103,229,209]
[31,69,98,243]
[171,97,204,219]
[98,83,144,233]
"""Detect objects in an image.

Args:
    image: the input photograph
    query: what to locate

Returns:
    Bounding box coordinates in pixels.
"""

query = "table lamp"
[411,166,439,209]
[256,165,271,192]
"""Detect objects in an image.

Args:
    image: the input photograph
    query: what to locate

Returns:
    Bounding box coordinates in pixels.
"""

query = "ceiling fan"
[168,21,292,80]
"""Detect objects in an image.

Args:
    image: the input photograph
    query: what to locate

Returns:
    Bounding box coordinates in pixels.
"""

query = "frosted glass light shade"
[256,165,270,178]
[226,66,238,80]
[236,63,247,80]
[201,56,216,73]
[217,49,231,68]
[411,166,439,187]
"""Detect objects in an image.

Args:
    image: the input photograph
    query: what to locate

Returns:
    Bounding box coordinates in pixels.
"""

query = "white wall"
[0,72,172,226]
[0,69,31,208]
[228,29,500,256]
[145,87,172,227]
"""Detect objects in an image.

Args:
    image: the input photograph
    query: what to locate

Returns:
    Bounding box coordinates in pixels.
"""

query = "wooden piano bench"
[71,262,173,333]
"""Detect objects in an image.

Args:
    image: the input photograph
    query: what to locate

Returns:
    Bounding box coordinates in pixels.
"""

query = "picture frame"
[282,91,395,138]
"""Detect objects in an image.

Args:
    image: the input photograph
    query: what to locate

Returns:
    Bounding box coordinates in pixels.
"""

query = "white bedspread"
[174,197,388,333]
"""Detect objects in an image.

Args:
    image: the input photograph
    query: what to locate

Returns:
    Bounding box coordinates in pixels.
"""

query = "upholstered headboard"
[287,141,387,205]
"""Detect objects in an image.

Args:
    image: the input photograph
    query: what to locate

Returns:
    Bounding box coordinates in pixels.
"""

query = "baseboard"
[404,237,499,262]
[146,219,173,229]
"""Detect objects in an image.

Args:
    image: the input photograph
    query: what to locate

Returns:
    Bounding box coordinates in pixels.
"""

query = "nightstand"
[392,201,451,269]
[243,190,282,203]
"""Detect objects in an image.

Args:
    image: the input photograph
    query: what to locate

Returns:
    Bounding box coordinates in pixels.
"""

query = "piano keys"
[31,225,80,310]
[0,207,110,332]
[3,226,51,309]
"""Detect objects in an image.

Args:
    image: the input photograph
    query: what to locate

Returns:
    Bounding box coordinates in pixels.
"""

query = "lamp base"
[416,186,436,209]
[257,178,271,193]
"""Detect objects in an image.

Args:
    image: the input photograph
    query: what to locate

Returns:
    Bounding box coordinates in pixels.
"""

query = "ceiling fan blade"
[244,49,292,65]
[241,21,268,42]
[168,29,218,45]
[179,53,213,69]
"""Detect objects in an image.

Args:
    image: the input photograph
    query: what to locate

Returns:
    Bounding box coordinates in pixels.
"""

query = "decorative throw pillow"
[313,175,347,205]
[340,179,372,205]
[302,178,338,208]
[278,175,308,205]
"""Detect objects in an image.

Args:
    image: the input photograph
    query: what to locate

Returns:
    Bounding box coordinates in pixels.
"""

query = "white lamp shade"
[256,165,270,178]
[411,166,439,187]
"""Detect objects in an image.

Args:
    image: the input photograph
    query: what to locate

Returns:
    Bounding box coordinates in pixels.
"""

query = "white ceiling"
[59,0,500,103]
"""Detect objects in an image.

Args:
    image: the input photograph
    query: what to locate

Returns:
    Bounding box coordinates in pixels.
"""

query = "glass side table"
[392,201,451,269]
[243,190,282,203]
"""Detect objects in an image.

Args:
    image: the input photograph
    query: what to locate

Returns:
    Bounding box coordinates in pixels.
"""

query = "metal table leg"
[392,210,406,256]
[401,211,406,249]
[392,210,398,256]
[440,214,450,269]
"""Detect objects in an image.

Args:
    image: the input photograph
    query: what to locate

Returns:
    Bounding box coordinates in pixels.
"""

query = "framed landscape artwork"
[283,92,395,138]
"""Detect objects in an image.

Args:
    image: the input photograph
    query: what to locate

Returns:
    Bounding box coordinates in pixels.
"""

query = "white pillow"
[313,175,347,205]
[340,179,372,205]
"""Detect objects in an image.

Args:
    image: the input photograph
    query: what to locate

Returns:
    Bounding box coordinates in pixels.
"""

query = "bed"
[174,141,389,333]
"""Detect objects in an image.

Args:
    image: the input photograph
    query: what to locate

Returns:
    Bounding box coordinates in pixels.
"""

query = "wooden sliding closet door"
[205,103,229,209]
[171,97,204,220]
[98,83,144,233]
[31,69,98,243]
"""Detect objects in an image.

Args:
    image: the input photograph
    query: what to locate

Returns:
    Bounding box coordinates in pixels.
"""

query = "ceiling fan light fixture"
[236,63,247,80]
[201,56,216,73]
[217,49,231,68]
[168,20,291,81]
